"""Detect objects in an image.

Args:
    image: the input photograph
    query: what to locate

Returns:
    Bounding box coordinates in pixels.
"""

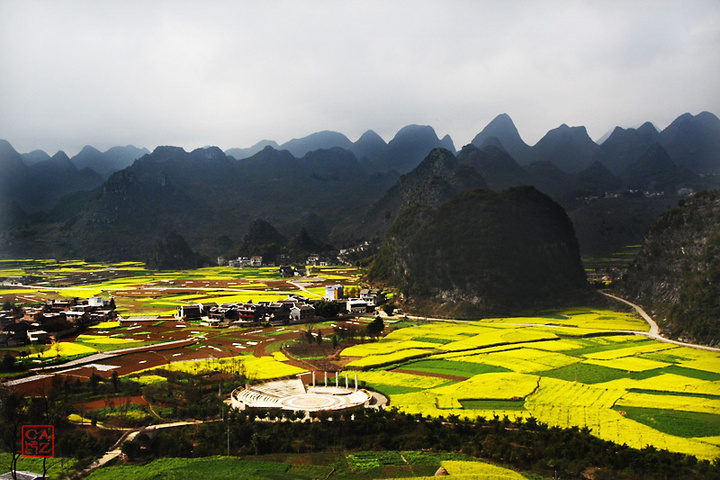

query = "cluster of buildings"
[0,295,116,347]
[324,285,386,314]
[177,295,316,327]
[219,254,335,269]
[173,287,388,327]
[225,256,264,268]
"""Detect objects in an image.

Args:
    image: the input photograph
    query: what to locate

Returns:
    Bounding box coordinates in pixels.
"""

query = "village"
[0,266,386,349]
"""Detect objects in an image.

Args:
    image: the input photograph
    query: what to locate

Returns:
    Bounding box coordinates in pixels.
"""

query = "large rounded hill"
[368,186,592,317]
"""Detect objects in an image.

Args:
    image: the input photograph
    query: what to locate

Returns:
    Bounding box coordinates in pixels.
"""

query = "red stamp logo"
[21,425,54,458]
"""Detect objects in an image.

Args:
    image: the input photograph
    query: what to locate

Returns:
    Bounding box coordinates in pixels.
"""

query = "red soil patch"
[73,395,148,410]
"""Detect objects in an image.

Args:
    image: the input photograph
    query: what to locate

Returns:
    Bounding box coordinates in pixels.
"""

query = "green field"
[340,309,720,460]
[3,260,719,464]
[82,452,530,480]
[0,259,362,316]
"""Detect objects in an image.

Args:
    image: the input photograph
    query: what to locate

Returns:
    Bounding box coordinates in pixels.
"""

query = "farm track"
[71,419,222,479]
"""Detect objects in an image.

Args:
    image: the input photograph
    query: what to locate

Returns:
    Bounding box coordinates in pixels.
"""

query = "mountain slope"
[358,148,486,239]
[225,140,280,160]
[371,125,455,174]
[529,124,599,173]
[72,145,149,179]
[458,144,531,190]
[279,131,353,158]
[368,186,592,317]
[658,112,720,175]
[349,130,387,164]
[593,123,659,175]
[471,113,531,163]
[0,145,397,260]
[620,189,720,344]
[620,143,699,192]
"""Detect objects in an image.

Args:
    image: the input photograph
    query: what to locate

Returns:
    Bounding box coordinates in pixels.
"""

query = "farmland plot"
[340,311,720,459]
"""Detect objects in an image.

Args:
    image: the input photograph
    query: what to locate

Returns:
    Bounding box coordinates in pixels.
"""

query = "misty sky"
[1,0,719,156]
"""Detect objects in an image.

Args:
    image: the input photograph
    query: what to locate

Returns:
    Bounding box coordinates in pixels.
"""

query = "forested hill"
[620,189,720,345]
[368,186,594,317]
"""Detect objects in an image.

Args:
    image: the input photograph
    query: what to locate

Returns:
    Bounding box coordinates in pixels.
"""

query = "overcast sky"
[1,0,719,156]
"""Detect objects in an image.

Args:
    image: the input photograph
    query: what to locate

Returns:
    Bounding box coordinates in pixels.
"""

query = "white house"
[325,284,344,301]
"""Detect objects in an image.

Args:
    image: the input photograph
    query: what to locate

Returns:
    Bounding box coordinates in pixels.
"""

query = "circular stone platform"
[230,378,373,412]
[279,393,347,410]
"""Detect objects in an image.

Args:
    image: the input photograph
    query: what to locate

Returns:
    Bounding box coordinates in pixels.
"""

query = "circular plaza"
[230,374,374,412]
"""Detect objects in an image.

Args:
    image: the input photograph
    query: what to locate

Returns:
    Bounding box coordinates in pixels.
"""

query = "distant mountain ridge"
[0,144,398,260]
[224,111,719,177]
[1,110,718,261]
[224,124,453,175]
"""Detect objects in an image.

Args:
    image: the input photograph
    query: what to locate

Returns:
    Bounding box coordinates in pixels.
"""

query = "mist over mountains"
[0,111,718,263]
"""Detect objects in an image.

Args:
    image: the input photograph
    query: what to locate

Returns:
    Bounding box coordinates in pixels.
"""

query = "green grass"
[413,337,453,345]
[542,362,630,384]
[566,338,655,356]
[347,451,406,470]
[400,359,511,378]
[85,456,292,480]
[368,383,455,396]
[613,406,720,438]
[459,399,527,411]
[640,365,720,382]
[0,453,78,478]
[627,388,720,400]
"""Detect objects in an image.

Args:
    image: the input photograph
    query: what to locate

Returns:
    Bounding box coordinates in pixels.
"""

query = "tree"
[0,385,27,479]
[382,303,395,316]
[1,353,15,372]
[366,316,385,338]
[111,370,119,393]
[314,300,342,318]
[303,324,316,344]
[89,372,101,395]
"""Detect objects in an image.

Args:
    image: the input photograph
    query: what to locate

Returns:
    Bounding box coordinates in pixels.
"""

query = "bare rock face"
[621,189,720,345]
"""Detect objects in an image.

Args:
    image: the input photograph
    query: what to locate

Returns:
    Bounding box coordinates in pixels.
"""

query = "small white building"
[325,284,344,301]
[346,298,371,314]
[27,330,49,344]
[89,295,111,308]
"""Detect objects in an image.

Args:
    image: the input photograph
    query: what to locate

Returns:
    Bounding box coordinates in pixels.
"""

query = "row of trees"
[4,367,720,479]
[120,407,719,479]
[0,382,120,479]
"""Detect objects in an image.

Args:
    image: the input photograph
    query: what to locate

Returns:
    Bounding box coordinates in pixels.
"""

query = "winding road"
[402,292,720,353]
[600,291,720,353]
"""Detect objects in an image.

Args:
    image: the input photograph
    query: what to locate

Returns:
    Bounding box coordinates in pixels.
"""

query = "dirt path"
[71,420,221,479]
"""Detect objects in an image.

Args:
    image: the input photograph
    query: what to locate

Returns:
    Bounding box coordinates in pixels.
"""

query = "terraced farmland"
[344,309,720,460]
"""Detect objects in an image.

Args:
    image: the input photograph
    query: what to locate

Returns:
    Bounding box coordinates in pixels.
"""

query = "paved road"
[406,293,720,353]
[601,291,720,353]
[3,338,198,388]
[600,292,659,335]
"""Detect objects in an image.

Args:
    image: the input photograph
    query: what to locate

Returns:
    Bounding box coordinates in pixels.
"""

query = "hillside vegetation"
[621,189,720,344]
[368,186,594,316]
